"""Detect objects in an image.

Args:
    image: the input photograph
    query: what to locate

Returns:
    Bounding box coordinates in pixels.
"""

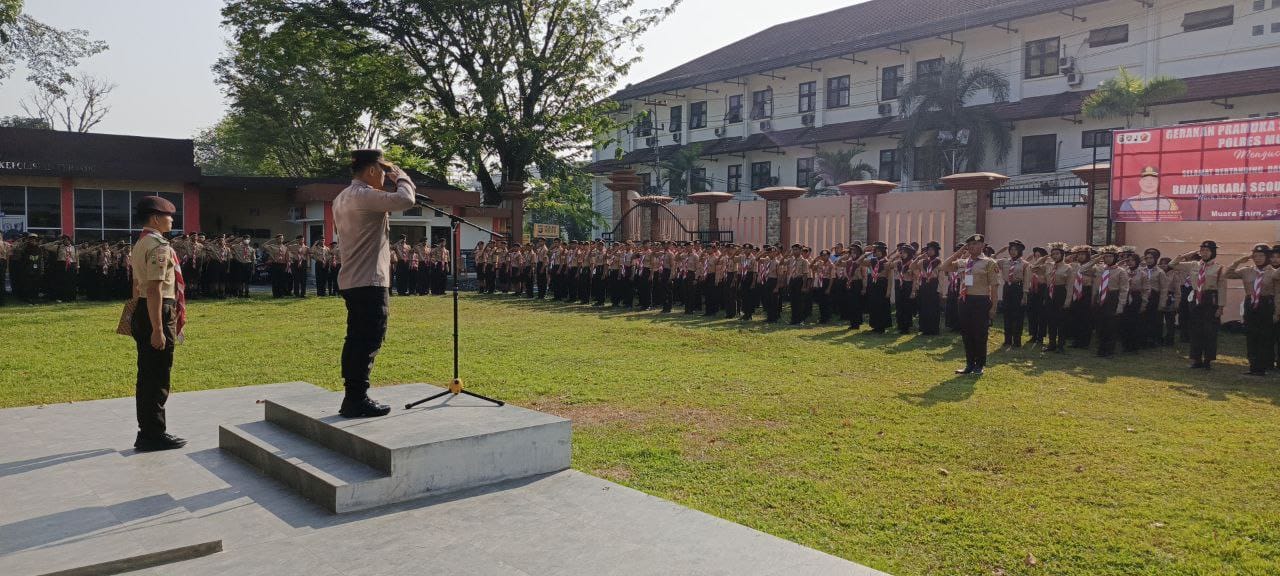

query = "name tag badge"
[965,274,975,287]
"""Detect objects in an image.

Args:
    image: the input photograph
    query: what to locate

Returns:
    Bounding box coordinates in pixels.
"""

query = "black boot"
[134,432,187,452]
[340,396,391,418]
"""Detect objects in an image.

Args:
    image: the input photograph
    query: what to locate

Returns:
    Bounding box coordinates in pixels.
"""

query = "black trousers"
[703,276,720,316]
[867,279,891,332]
[315,263,329,296]
[270,263,288,297]
[657,269,672,312]
[1002,283,1025,346]
[945,289,961,332]
[761,277,780,322]
[292,264,307,297]
[740,275,757,318]
[894,281,914,333]
[1178,286,1194,343]
[1244,296,1274,373]
[328,264,340,295]
[1120,294,1143,352]
[723,273,738,318]
[847,280,864,329]
[536,263,547,298]
[1025,284,1045,342]
[132,298,176,437]
[394,263,411,295]
[1094,295,1120,357]
[0,262,6,305]
[1046,285,1069,348]
[1188,291,1220,365]
[788,278,807,324]
[592,270,606,304]
[341,286,389,398]
[1070,287,1093,347]
[917,280,941,335]
[960,295,992,368]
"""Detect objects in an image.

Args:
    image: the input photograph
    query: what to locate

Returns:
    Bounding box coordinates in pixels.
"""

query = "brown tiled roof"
[613,0,1102,101]
[589,65,1280,174]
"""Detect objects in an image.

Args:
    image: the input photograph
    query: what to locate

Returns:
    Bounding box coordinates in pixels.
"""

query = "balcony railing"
[990,178,1089,209]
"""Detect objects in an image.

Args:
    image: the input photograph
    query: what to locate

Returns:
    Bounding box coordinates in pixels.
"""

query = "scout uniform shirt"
[942,254,1000,297]
[1091,264,1130,310]
[132,231,178,299]
[1173,259,1225,304]
[1136,264,1165,310]
[1225,262,1277,305]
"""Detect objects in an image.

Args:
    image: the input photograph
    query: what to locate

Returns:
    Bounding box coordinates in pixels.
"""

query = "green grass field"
[2,293,1278,575]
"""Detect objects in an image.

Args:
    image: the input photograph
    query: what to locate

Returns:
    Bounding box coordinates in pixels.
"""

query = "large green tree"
[897,57,1011,179]
[234,0,677,205]
[0,0,107,93]
[525,169,604,241]
[215,1,423,177]
[658,143,705,201]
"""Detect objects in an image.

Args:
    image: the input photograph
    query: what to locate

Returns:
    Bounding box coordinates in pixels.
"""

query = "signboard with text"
[532,223,560,239]
[1111,118,1280,221]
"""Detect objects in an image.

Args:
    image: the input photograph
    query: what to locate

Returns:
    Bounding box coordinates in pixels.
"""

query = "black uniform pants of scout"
[814,285,830,323]
[292,264,307,297]
[1025,284,1046,343]
[0,262,6,305]
[1046,285,1069,350]
[656,269,672,312]
[341,286,390,400]
[592,270,606,305]
[867,279,891,332]
[270,263,288,297]
[1002,283,1025,346]
[761,278,779,322]
[328,264,340,295]
[1244,296,1274,373]
[959,295,992,370]
[916,281,941,335]
[1070,287,1093,348]
[1142,289,1162,346]
[703,275,720,316]
[721,273,737,318]
[894,281,914,333]
[132,298,176,438]
[315,263,328,296]
[536,263,547,298]
[847,280,864,329]
[1094,294,1120,357]
[1120,293,1143,352]
[945,288,960,331]
[1188,291,1220,367]
[788,277,807,324]
[1178,286,1193,343]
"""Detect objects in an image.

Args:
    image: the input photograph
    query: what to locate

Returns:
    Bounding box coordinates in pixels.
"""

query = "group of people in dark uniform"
[388,236,450,296]
[0,234,134,304]
[475,235,1259,377]
[262,235,342,298]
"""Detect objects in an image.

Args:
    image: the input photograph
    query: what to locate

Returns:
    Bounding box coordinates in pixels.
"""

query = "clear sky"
[0,0,861,140]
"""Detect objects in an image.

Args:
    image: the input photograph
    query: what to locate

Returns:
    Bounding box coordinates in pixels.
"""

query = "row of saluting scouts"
[470,235,1264,376]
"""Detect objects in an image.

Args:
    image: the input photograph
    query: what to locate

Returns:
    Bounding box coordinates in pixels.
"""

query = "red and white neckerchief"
[871,260,882,283]
[1252,267,1265,308]
[920,259,936,283]
[1071,266,1085,302]
[141,228,186,343]
[959,258,974,301]
[1007,258,1020,283]
[1194,262,1208,304]
[1098,267,1112,303]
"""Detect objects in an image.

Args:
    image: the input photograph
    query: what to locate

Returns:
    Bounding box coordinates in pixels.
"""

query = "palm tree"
[897,57,1012,181]
[1081,67,1188,128]
[658,143,705,201]
[808,147,876,196]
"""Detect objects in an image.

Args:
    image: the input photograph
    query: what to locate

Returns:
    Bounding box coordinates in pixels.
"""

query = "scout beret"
[1120,245,1137,254]
[1252,243,1271,254]
[925,241,941,250]
[1031,246,1048,256]
[1140,166,1158,177]
[1200,240,1217,250]
[1099,245,1120,255]
[871,241,887,250]
[964,234,985,244]
[136,196,177,216]
[1008,239,1025,250]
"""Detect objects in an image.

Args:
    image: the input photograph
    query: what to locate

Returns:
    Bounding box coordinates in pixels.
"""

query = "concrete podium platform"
[220,383,570,512]
[0,383,887,576]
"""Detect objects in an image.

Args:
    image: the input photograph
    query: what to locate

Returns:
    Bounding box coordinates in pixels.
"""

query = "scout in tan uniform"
[939,234,1000,375]
[994,240,1028,347]
[128,196,187,451]
[1091,246,1129,358]
[1225,244,1277,375]
[1137,248,1165,347]
[1171,240,1225,370]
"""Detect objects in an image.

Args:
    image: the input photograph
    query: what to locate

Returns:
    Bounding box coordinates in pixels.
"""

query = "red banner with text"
[1111,118,1280,221]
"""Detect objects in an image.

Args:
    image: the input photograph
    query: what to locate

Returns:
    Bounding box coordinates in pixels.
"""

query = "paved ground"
[0,383,885,575]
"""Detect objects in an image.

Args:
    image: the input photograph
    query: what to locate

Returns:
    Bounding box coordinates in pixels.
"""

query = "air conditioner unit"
[759,120,773,132]
[1066,71,1084,86]
[645,136,658,147]
[1059,56,1076,75]
[801,113,815,126]
[672,132,682,143]
[286,206,302,221]
[877,102,894,116]
[714,127,727,137]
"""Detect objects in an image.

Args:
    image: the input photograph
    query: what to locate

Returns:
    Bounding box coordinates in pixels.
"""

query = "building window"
[1255,0,1265,9]
[1081,128,1118,149]
[1253,24,1265,35]
[669,105,682,133]
[74,189,102,229]
[691,167,707,193]
[796,157,815,188]
[879,149,900,182]
[1088,25,1129,47]
[750,161,773,190]
[1024,37,1060,79]
[826,75,850,108]
[635,113,653,137]
[0,186,26,219]
[915,58,943,83]
[26,187,60,231]
[726,94,743,123]
[881,66,902,101]
[727,164,742,192]
[1021,134,1058,174]
[798,81,816,114]
[751,88,772,120]
[911,148,943,182]
[690,101,707,129]
[1182,6,1234,32]
[1273,22,1280,33]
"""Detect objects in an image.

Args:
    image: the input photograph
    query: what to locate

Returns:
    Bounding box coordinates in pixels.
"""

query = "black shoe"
[971,367,985,376]
[134,432,187,452]
[1189,362,1205,369]
[340,396,391,418]
[955,365,973,375]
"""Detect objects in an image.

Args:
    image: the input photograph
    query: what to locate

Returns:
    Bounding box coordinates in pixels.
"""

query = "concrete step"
[221,383,572,514]
[218,421,396,513]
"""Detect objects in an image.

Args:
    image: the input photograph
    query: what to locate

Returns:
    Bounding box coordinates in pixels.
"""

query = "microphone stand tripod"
[405,195,506,410]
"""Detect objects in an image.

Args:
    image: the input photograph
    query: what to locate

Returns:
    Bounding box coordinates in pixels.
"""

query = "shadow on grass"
[896,374,979,407]
[480,293,1280,407]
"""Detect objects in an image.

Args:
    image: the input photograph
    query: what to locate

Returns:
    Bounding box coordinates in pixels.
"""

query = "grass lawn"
[2,293,1279,575]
